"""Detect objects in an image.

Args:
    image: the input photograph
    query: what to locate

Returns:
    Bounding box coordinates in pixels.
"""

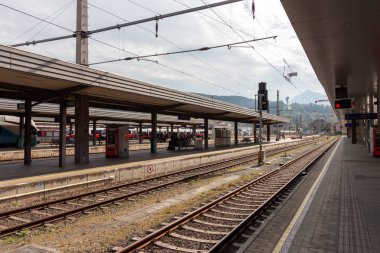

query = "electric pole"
[74,0,90,164]
[76,0,88,65]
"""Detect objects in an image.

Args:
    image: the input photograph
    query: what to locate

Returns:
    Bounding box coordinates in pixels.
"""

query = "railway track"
[0,139,319,238]
[116,138,338,253]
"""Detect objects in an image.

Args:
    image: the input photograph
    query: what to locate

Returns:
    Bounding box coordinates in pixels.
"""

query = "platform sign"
[146,164,154,175]
[345,113,377,120]
[178,115,191,121]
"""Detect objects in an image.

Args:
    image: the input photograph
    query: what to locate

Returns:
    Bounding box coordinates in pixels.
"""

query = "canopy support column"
[24,98,32,165]
[204,118,209,150]
[59,99,67,167]
[75,95,89,164]
[92,120,96,146]
[139,122,143,144]
[234,121,238,145]
[151,112,157,153]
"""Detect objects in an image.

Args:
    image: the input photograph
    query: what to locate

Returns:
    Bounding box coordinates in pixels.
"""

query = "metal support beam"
[204,118,209,149]
[18,116,24,149]
[59,99,67,167]
[24,98,32,165]
[151,112,157,153]
[92,120,96,146]
[170,123,174,135]
[267,125,271,142]
[139,122,143,144]
[352,119,357,144]
[75,95,89,164]
[234,121,238,145]
[253,123,257,143]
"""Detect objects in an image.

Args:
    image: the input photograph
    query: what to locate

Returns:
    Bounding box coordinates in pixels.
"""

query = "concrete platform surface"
[243,137,380,253]
[0,138,302,183]
[0,138,312,202]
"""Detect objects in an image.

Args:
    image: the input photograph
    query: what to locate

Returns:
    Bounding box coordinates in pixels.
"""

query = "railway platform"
[241,137,380,253]
[0,137,313,203]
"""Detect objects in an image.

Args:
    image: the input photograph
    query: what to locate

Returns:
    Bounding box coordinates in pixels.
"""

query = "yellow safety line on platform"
[272,138,341,253]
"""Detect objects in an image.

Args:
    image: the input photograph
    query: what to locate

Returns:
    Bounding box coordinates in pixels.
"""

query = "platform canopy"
[281,0,380,122]
[0,99,204,126]
[0,45,288,125]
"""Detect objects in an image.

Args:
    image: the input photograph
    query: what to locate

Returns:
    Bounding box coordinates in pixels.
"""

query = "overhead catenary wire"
[2,3,247,98]
[89,2,257,92]
[89,36,277,66]
[89,37,246,97]
[200,0,312,103]
[7,0,74,45]
[0,3,73,33]
[28,1,75,42]
[10,0,243,47]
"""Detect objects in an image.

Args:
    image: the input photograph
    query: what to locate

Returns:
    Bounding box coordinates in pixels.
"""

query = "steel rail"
[0,140,317,237]
[209,138,339,252]
[117,138,338,253]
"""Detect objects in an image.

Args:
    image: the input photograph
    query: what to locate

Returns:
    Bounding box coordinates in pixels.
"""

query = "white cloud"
[0,0,326,102]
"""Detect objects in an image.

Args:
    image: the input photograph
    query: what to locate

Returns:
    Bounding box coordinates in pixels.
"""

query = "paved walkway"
[242,137,380,253]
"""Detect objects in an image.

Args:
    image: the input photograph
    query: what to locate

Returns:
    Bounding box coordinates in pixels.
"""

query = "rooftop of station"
[0,45,288,125]
[0,99,205,126]
[281,0,380,122]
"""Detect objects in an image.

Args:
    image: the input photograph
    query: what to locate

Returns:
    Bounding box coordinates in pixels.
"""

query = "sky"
[0,0,328,103]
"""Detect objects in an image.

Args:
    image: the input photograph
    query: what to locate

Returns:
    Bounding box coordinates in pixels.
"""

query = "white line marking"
[272,138,341,253]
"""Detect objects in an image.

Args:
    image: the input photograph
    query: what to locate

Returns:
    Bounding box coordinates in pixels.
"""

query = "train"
[0,115,38,147]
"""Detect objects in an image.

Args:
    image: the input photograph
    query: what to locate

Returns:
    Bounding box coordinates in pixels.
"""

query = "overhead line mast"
[11,0,243,48]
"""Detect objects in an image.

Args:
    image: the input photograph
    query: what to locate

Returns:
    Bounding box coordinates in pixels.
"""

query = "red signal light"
[334,99,351,109]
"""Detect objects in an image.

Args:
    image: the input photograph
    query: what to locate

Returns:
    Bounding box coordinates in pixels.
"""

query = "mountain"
[194,94,256,109]
[194,93,335,128]
[290,90,328,104]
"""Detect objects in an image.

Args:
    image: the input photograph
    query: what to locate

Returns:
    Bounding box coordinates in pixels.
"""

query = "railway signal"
[334,99,352,109]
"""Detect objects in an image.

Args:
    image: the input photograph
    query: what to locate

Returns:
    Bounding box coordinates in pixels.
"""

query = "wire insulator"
[252,0,255,19]
[155,19,159,38]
